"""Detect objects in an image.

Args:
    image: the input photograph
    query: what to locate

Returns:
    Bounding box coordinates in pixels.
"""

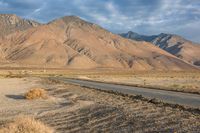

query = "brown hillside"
[121,31,200,67]
[0,15,197,70]
[152,34,200,66]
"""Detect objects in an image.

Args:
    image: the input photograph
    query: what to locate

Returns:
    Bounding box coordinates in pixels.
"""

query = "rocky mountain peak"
[0,14,20,25]
[0,14,40,37]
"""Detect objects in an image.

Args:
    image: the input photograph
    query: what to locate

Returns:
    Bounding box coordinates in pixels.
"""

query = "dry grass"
[25,88,47,100]
[83,71,200,94]
[0,116,53,133]
[0,69,199,93]
[0,77,199,132]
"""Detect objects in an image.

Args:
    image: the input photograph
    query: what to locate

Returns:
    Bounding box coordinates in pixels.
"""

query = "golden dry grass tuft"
[0,116,54,133]
[25,88,47,100]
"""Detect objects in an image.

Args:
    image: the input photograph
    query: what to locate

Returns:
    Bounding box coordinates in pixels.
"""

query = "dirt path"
[0,77,200,132]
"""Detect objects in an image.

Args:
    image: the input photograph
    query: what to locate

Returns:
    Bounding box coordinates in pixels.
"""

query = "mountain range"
[0,14,198,71]
[120,31,200,67]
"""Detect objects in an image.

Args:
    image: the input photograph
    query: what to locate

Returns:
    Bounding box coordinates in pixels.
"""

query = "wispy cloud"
[0,0,200,42]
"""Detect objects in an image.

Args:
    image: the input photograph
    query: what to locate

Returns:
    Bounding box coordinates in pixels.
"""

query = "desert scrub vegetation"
[0,116,53,133]
[169,84,199,92]
[25,88,48,100]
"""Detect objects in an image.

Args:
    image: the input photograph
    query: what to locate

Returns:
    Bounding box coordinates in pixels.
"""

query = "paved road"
[51,77,200,108]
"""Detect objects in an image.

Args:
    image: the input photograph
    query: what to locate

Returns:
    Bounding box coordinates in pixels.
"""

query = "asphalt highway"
[51,77,200,108]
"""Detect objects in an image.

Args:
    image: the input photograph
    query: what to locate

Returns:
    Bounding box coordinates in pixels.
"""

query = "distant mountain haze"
[120,31,200,67]
[0,14,198,70]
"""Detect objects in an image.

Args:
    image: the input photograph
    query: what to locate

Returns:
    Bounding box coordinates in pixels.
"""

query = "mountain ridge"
[120,31,200,67]
[0,14,40,37]
[0,14,198,70]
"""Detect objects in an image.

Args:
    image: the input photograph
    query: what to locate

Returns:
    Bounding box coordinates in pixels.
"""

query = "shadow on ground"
[6,95,25,100]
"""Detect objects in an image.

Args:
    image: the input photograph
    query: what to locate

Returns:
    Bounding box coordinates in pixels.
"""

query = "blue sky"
[0,0,200,42]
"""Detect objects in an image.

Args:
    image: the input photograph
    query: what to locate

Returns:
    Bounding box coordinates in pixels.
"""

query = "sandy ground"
[0,77,200,133]
[0,78,66,122]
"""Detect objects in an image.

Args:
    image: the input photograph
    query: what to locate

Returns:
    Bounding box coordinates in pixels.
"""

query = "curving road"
[50,77,200,108]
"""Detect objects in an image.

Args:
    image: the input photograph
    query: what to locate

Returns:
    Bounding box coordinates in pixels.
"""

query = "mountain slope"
[0,14,40,37]
[120,31,200,66]
[0,15,196,70]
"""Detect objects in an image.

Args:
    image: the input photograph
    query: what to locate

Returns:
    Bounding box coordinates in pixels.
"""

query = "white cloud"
[1,0,200,42]
[33,8,41,13]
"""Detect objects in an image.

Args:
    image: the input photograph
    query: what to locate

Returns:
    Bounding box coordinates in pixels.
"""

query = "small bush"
[170,84,181,89]
[25,88,47,100]
[0,116,53,133]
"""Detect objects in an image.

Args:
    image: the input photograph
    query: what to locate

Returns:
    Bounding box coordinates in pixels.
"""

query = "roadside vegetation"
[0,116,53,133]
[25,88,48,100]
[0,69,199,94]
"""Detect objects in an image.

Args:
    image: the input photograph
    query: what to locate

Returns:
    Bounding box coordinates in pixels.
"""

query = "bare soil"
[0,77,199,133]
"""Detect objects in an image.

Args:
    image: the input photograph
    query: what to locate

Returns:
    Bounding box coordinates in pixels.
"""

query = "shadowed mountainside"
[0,14,197,70]
[120,31,200,67]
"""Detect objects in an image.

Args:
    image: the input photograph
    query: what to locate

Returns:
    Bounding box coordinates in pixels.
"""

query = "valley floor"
[77,71,200,94]
[0,77,200,132]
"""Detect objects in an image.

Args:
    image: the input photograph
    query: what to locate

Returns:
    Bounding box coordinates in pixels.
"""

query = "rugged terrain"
[0,14,40,37]
[0,14,197,70]
[120,31,200,66]
[0,77,199,132]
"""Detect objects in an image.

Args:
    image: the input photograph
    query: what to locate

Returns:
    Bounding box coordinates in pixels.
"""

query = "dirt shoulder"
[0,77,200,133]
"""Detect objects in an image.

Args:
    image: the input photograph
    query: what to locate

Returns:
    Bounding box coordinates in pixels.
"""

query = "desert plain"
[0,69,199,133]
